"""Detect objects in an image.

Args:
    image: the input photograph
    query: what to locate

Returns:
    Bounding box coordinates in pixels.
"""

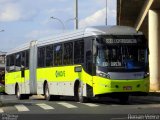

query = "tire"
[16,85,24,100]
[44,83,53,101]
[76,83,88,103]
[44,83,60,101]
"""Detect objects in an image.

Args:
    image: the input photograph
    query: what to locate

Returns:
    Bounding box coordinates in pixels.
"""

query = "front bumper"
[93,76,149,96]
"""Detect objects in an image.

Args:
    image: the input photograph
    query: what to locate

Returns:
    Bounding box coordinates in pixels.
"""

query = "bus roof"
[37,26,142,47]
[6,26,143,55]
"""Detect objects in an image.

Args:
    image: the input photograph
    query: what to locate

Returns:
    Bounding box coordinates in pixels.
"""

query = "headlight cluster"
[97,72,110,79]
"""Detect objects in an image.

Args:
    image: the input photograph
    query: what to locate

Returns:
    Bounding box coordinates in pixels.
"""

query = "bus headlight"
[97,72,110,79]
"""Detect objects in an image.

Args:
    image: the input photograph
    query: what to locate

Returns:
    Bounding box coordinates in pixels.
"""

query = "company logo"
[55,71,65,77]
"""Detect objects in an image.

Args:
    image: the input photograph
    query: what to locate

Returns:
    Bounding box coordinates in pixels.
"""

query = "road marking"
[15,105,30,112]
[57,102,77,108]
[81,103,99,107]
[36,103,54,110]
[0,108,4,113]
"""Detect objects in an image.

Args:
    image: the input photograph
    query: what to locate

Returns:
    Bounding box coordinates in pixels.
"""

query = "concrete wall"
[149,10,160,91]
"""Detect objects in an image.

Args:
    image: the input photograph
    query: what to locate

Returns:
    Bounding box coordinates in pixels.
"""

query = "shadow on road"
[1,94,160,106]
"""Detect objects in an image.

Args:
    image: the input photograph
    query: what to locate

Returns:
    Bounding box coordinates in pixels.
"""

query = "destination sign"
[105,39,137,44]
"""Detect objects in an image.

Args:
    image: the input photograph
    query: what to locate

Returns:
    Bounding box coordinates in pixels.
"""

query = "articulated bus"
[5,26,149,103]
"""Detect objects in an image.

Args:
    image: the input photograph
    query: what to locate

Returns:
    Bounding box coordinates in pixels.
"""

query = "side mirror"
[74,66,82,72]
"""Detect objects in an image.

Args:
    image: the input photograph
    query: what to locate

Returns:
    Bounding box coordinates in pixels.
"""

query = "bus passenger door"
[21,51,28,94]
[21,68,25,78]
[21,66,26,93]
[84,38,94,97]
[21,49,31,94]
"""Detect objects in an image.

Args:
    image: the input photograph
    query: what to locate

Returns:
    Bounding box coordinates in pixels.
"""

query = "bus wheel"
[44,83,53,101]
[16,85,23,100]
[119,95,129,104]
[77,83,88,103]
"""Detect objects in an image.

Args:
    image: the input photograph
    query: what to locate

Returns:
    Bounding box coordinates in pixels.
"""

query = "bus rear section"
[5,50,30,99]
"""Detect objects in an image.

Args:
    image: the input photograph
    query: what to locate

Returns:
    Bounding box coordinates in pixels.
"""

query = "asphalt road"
[0,95,160,120]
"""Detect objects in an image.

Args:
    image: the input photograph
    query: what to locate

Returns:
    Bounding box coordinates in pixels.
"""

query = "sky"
[0,0,116,52]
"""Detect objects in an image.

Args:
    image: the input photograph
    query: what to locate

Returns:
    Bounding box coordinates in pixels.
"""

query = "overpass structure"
[117,0,160,91]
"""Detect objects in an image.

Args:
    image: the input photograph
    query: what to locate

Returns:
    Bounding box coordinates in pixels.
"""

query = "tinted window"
[74,40,84,64]
[54,44,62,66]
[20,50,29,69]
[21,51,25,67]
[6,56,10,67]
[15,53,21,67]
[15,53,21,71]
[6,56,10,72]
[38,47,45,67]
[6,50,30,72]
[10,54,15,66]
[64,42,73,65]
[46,45,53,67]
[26,50,29,68]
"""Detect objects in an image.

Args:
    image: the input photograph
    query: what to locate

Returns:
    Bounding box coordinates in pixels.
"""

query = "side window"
[21,50,29,69]
[54,44,62,66]
[26,50,29,69]
[86,50,92,73]
[7,54,15,72]
[46,45,53,67]
[64,42,73,65]
[38,47,45,67]
[10,54,15,67]
[15,53,21,71]
[6,56,10,66]
[6,56,10,72]
[74,40,84,64]
[21,51,25,67]
[6,50,30,72]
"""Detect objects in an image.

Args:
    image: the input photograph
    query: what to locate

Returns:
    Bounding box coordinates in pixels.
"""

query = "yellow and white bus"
[5,26,149,103]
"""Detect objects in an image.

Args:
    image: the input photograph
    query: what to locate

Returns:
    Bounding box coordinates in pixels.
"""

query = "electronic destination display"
[105,39,137,44]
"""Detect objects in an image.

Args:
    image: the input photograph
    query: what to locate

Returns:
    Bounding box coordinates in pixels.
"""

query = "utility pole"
[74,0,78,30]
[106,0,108,26]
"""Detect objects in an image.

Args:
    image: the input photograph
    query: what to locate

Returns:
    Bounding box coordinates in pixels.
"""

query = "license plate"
[123,86,132,90]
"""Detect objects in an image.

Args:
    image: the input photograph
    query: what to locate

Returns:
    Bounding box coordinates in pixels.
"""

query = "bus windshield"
[96,35,148,71]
